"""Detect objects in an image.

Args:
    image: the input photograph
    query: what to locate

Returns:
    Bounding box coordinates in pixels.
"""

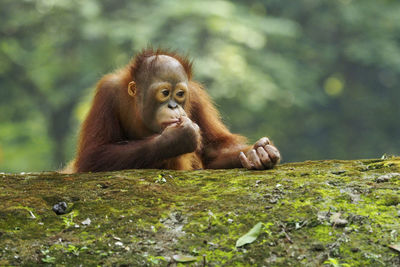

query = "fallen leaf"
[389,243,400,253]
[172,254,198,262]
[236,222,263,247]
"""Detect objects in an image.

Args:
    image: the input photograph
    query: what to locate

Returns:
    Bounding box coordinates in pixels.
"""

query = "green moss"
[1,158,400,265]
[313,225,336,243]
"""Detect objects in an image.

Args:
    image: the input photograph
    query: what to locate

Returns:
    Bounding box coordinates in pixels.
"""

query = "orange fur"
[68,48,252,173]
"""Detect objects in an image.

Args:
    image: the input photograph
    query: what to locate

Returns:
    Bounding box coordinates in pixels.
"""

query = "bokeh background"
[1,0,399,172]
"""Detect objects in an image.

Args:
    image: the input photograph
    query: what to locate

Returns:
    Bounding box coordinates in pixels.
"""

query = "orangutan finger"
[264,145,281,164]
[248,149,264,170]
[256,147,272,169]
[254,137,270,148]
[239,152,253,169]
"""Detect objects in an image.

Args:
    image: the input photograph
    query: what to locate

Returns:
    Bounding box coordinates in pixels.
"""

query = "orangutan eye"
[176,91,185,97]
[156,88,171,102]
[162,89,170,97]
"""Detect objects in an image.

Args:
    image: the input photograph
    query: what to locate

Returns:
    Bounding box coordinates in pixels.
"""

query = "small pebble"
[52,202,68,215]
[330,212,348,227]
[376,173,400,183]
[311,243,325,251]
[333,218,348,227]
[82,218,91,225]
[344,227,352,233]
[331,170,346,175]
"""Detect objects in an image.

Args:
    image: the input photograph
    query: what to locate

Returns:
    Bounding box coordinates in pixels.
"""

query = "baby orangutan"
[67,48,280,173]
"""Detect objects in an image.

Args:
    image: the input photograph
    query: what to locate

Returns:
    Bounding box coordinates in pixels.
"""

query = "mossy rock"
[1,158,400,266]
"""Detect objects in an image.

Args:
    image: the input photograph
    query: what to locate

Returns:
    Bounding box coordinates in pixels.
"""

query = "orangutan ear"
[128,81,136,97]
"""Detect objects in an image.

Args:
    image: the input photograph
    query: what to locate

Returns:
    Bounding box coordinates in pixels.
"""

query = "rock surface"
[1,158,400,266]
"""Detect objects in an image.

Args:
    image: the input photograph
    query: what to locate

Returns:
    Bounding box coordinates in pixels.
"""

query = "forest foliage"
[0,0,399,172]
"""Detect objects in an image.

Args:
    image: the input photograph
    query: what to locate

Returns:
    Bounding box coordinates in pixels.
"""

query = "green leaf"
[42,255,56,263]
[236,222,263,247]
[172,254,198,263]
[389,243,400,253]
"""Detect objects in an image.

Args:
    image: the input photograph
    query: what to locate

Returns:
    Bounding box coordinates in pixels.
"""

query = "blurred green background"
[1,0,399,172]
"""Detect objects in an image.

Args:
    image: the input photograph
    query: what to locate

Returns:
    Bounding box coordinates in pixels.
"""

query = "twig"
[280,223,293,244]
